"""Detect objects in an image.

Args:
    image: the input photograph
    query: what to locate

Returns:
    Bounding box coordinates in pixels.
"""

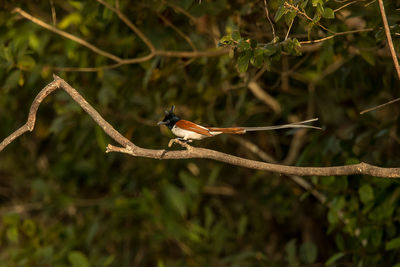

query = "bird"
[157,106,321,142]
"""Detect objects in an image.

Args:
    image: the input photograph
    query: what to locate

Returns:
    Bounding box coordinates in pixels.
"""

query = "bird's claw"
[168,138,193,150]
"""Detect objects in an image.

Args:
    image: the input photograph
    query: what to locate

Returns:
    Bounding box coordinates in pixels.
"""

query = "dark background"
[1,0,400,266]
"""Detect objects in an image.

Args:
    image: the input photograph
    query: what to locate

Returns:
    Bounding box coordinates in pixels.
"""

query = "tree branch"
[378,0,400,80]
[12,6,228,72]
[12,7,123,63]
[1,76,400,178]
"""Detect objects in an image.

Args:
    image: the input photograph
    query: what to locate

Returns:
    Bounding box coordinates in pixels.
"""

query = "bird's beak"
[157,121,168,125]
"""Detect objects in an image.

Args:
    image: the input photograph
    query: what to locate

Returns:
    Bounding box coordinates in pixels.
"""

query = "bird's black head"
[157,105,180,129]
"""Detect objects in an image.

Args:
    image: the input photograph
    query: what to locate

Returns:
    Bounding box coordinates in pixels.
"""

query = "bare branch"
[263,0,276,41]
[95,0,156,53]
[334,0,365,12]
[248,81,282,113]
[358,1,400,115]
[2,76,400,178]
[299,28,374,44]
[360,97,400,114]
[49,0,56,25]
[158,13,197,52]
[12,7,123,63]
[231,134,327,203]
[12,6,228,72]
[378,0,400,80]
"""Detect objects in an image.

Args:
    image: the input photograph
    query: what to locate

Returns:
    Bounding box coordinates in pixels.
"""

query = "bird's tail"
[208,118,321,135]
[241,118,321,132]
[208,127,246,135]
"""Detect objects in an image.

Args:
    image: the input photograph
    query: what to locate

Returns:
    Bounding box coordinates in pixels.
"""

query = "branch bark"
[1,76,400,178]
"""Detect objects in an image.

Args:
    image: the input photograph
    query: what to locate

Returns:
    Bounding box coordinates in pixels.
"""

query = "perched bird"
[158,106,321,141]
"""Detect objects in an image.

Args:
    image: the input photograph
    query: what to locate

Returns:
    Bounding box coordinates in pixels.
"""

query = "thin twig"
[378,0,400,80]
[360,97,400,114]
[158,13,197,51]
[95,0,156,53]
[284,2,335,33]
[12,7,123,63]
[299,28,374,44]
[162,0,197,23]
[231,135,326,203]
[285,17,295,40]
[263,0,276,41]
[248,81,282,113]
[358,0,400,115]
[2,76,400,177]
[334,0,363,12]
[12,7,228,71]
[49,0,56,25]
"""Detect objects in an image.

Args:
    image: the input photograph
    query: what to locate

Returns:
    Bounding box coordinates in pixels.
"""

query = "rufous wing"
[175,120,213,136]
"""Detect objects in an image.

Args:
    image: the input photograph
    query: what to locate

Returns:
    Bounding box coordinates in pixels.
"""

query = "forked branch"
[1,76,400,178]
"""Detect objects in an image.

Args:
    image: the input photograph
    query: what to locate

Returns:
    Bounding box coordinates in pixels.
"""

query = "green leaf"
[285,11,297,26]
[251,48,264,68]
[18,55,36,70]
[300,0,309,9]
[263,44,278,56]
[237,50,252,72]
[237,215,248,238]
[68,251,90,267]
[371,229,383,248]
[6,226,19,244]
[360,51,376,66]
[300,242,317,264]
[346,158,359,165]
[58,13,82,29]
[219,35,233,46]
[102,255,115,267]
[326,252,345,266]
[282,38,301,56]
[231,31,241,41]
[179,171,201,194]
[274,5,287,22]
[312,0,321,7]
[285,239,297,265]
[358,184,374,204]
[95,125,107,150]
[4,70,21,91]
[386,237,400,250]
[2,214,20,226]
[322,8,335,19]
[28,34,40,51]
[237,39,251,50]
[22,219,36,238]
[164,185,187,217]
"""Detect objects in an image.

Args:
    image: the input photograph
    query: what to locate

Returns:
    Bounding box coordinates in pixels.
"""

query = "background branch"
[378,0,400,80]
[12,6,228,71]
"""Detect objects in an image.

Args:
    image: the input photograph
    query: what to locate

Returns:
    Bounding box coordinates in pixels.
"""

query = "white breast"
[171,125,209,140]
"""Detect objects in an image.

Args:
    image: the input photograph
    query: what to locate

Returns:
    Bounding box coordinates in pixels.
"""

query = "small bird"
[158,106,321,141]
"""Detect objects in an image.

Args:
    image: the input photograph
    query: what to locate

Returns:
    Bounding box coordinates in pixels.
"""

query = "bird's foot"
[168,138,193,150]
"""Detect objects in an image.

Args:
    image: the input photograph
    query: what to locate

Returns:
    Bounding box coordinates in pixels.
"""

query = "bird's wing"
[175,120,213,136]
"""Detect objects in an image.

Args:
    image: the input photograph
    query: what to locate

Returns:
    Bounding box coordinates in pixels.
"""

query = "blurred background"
[1,0,400,266]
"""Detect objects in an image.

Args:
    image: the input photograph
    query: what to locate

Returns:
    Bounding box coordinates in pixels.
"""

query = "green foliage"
[1,0,400,266]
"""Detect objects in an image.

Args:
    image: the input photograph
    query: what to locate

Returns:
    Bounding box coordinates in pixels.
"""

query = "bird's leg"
[168,138,193,150]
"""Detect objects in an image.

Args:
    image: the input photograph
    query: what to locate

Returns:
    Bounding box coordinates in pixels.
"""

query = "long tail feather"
[208,127,246,134]
[240,118,322,132]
